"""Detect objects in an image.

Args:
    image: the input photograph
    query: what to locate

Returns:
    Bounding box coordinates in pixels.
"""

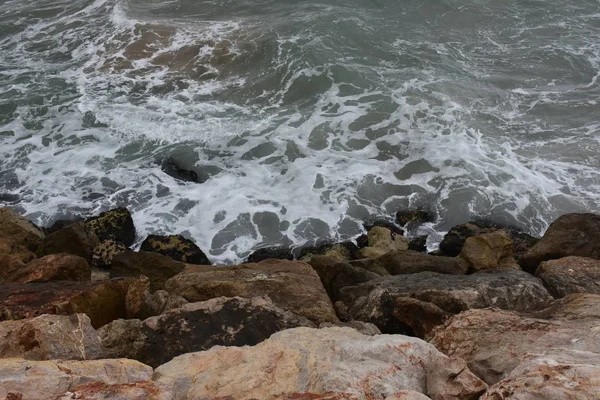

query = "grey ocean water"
[1,0,600,263]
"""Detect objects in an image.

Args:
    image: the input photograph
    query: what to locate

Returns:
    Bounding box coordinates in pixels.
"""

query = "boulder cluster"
[0,206,599,399]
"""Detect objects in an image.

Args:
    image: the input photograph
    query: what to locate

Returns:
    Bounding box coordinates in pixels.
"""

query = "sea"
[1,0,600,264]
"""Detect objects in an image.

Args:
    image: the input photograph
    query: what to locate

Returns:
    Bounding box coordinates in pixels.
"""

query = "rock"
[125,276,187,319]
[299,242,359,263]
[0,238,36,281]
[41,218,84,235]
[308,255,379,302]
[273,394,360,400]
[37,221,99,263]
[85,208,136,246]
[363,220,405,236]
[384,392,431,400]
[165,259,338,324]
[161,155,208,183]
[154,327,485,400]
[0,358,152,400]
[356,227,409,259]
[480,350,600,400]
[520,213,600,272]
[140,234,211,265]
[375,250,467,275]
[0,278,135,328]
[427,357,487,400]
[408,235,427,252]
[100,296,314,367]
[247,246,294,263]
[535,256,600,298]
[396,210,434,226]
[55,381,173,400]
[457,230,519,272]
[438,223,492,257]
[318,321,381,336]
[338,270,552,335]
[427,293,600,385]
[0,314,103,360]
[0,207,44,251]
[348,258,390,276]
[110,250,188,291]
[91,240,129,269]
[5,253,91,283]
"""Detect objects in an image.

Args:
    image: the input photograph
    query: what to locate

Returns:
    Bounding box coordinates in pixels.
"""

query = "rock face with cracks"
[535,256,600,298]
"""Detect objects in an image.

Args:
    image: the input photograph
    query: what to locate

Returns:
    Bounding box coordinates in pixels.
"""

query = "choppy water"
[1,0,600,263]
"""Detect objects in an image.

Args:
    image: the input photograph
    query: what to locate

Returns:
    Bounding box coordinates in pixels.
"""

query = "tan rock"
[125,275,187,319]
[426,357,487,400]
[6,253,91,283]
[154,326,485,400]
[56,381,173,400]
[0,207,44,251]
[356,227,409,259]
[0,314,103,360]
[164,259,338,324]
[385,392,431,400]
[458,230,519,272]
[0,358,152,400]
[535,256,600,298]
[376,250,466,275]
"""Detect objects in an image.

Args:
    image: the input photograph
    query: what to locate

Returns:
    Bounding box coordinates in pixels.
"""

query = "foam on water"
[1,0,600,263]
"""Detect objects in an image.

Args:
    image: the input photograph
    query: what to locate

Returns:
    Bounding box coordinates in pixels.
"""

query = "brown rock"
[91,239,128,269]
[376,250,467,275]
[0,314,103,360]
[457,230,519,272]
[348,258,390,276]
[55,381,173,400]
[427,357,487,400]
[125,276,187,319]
[535,256,600,298]
[0,207,44,251]
[0,358,153,400]
[392,297,452,338]
[165,259,338,324]
[37,221,99,263]
[299,242,358,263]
[0,238,36,281]
[85,208,136,246]
[6,253,91,283]
[520,213,600,272]
[356,227,409,259]
[439,223,491,257]
[384,392,431,400]
[110,250,188,291]
[140,234,210,265]
[427,294,600,385]
[0,278,136,328]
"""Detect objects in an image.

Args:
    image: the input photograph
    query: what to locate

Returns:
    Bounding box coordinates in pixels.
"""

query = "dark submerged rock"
[396,210,434,226]
[246,246,294,263]
[140,234,210,265]
[408,235,428,252]
[85,208,136,247]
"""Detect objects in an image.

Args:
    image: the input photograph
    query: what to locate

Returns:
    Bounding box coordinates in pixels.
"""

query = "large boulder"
[140,234,211,265]
[0,314,103,360]
[520,213,600,272]
[308,256,379,302]
[299,242,359,263]
[91,239,129,269]
[110,250,188,291]
[375,250,466,275]
[0,278,136,328]
[535,256,600,298]
[439,223,491,257]
[125,276,187,320]
[5,253,91,283]
[37,221,99,263]
[165,259,338,324]
[85,208,136,246]
[154,327,486,400]
[0,358,152,400]
[427,294,600,386]
[0,237,36,281]
[0,207,44,251]
[100,296,315,367]
[457,230,519,272]
[55,381,173,400]
[356,227,409,259]
[338,270,552,336]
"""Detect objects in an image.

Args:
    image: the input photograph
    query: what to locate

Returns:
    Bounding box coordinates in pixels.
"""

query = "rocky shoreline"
[0,205,599,399]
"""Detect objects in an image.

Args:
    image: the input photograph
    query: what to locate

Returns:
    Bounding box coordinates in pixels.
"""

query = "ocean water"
[1,0,599,264]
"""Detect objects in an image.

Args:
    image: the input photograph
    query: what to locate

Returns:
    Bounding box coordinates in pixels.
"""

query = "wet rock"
[0,278,135,328]
[154,327,485,400]
[55,381,173,400]
[110,250,188,291]
[165,259,338,324]
[363,220,405,237]
[520,213,600,272]
[375,250,466,275]
[457,230,519,272]
[355,227,409,259]
[85,208,136,246]
[439,223,491,257]
[37,221,100,263]
[6,253,91,283]
[0,207,44,251]
[247,246,294,263]
[338,270,552,335]
[0,238,36,281]
[91,239,129,269]
[396,210,434,226]
[408,235,427,252]
[308,255,379,302]
[125,275,187,319]
[427,293,600,385]
[0,358,152,400]
[140,234,210,265]
[100,296,314,367]
[299,242,359,262]
[161,156,209,183]
[0,314,103,360]
[535,256,600,298]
